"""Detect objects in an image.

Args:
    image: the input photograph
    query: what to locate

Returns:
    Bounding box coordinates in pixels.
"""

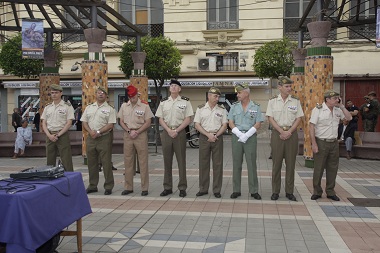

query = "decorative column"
[81,28,107,160]
[39,48,60,131]
[304,21,333,167]
[129,52,148,101]
[291,48,307,130]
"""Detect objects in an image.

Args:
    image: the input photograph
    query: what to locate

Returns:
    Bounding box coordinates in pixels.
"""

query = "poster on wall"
[22,19,44,59]
[377,7,380,48]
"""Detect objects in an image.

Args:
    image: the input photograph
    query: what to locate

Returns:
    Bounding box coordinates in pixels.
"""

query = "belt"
[49,130,61,134]
[317,137,337,143]
[280,126,291,131]
[169,126,179,130]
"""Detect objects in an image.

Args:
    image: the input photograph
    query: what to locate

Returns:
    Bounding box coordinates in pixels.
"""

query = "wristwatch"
[96,130,100,134]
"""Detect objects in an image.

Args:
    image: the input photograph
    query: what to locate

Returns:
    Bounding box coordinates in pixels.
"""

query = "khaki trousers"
[86,133,114,191]
[123,131,149,191]
[271,130,298,194]
[231,134,259,194]
[161,129,187,190]
[198,134,223,194]
[46,131,73,171]
[313,138,339,196]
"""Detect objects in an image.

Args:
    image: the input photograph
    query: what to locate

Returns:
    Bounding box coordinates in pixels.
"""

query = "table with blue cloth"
[0,172,92,253]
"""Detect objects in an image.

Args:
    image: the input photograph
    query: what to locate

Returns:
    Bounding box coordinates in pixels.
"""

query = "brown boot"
[346,151,351,160]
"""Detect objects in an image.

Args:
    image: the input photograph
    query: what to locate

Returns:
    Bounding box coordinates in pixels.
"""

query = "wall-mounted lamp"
[71,62,82,71]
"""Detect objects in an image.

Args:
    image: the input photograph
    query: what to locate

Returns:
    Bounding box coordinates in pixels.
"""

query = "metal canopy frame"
[298,0,378,30]
[0,0,146,37]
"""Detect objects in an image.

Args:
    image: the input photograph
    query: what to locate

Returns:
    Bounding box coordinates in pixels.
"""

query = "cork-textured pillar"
[291,48,307,130]
[39,48,60,131]
[82,28,107,159]
[304,21,333,167]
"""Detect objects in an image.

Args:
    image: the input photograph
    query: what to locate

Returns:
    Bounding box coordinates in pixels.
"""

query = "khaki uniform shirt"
[155,96,194,128]
[266,94,304,127]
[309,102,345,139]
[117,99,154,129]
[41,100,74,132]
[194,102,228,133]
[80,101,117,131]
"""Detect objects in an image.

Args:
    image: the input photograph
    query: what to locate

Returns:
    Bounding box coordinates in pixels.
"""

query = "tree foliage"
[119,36,182,91]
[253,37,296,79]
[0,33,62,79]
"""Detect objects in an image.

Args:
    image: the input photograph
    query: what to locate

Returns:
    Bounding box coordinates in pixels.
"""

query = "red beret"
[127,85,138,97]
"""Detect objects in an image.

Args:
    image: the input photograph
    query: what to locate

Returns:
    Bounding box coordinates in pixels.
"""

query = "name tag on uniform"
[215,112,222,118]
[177,104,186,109]
[248,110,257,118]
[58,109,67,115]
[288,106,297,111]
[101,109,110,115]
[135,110,144,116]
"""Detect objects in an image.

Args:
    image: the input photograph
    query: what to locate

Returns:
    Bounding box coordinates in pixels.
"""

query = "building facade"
[0,0,379,131]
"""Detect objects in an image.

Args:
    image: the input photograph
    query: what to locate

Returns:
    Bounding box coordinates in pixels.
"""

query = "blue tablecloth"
[0,172,92,253]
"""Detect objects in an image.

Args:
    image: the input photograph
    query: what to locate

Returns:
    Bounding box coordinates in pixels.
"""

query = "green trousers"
[231,134,259,194]
[313,138,339,196]
[86,133,114,191]
[46,131,73,171]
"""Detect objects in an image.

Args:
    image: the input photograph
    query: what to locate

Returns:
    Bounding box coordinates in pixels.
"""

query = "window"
[284,0,336,41]
[208,0,239,30]
[206,52,239,71]
[349,0,376,39]
[119,0,164,38]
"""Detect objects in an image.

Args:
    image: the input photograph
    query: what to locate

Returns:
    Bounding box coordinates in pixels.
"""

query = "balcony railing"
[119,24,164,40]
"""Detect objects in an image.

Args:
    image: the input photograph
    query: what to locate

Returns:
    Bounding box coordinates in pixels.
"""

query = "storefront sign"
[4,82,38,88]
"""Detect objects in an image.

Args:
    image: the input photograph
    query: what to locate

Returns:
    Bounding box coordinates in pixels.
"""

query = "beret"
[127,85,138,97]
[97,86,107,95]
[278,76,293,85]
[170,79,181,86]
[324,90,340,98]
[235,83,249,92]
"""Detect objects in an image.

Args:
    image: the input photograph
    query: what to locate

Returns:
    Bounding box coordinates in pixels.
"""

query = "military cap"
[126,85,138,97]
[50,84,63,91]
[323,90,340,98]
[278,76,293,85]
[368,91,377,96]
[208,87,221,95]
[97,86,107,95]
[235,83,249,92]
[170,79,181,86]
[364,95,370,99]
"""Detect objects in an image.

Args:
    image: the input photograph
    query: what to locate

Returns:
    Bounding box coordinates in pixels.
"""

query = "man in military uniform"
[364,91,379,132]
[118,85,154,196]
[41,84,74,171]
[81,87,116,195]
[309,90,352,201]
[155,79,194,198]
[266,76,304,201]
[194,87,228,198]
[228,83,264,199]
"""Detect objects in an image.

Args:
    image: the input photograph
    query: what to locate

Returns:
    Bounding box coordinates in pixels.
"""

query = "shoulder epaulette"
[217,104,225,109]
[252,101,260,106]
[109,104,115,109]
[45,102,52,107]
[198,103,205,109]
[232,101,240,105]
[270,95,278,100]
[64,101,71,106]
[316,103,322,109]
[141,100,149,105]
[291,95,299,100]
[161,97,169,102]
[181,96,189,101]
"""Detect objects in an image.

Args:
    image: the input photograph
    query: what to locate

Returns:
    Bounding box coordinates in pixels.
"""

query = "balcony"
[207,21,239,30]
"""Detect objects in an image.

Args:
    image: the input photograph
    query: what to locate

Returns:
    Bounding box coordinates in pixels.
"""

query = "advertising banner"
[22,19,44,59]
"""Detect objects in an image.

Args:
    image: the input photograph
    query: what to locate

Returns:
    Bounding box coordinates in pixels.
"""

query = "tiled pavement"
[1,135,380,253]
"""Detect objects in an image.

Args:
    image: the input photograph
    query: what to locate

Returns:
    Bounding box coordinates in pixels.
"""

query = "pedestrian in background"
[228,83,264,200]
[194,87,228,198]
[81,87,116,195]
[12,119,32,159]
[33,110,40,132]
[309,90,352,201]
[12,108,22,132]
[155,79,194,198]
[338,118,356,160]
[266,76,304,201]
[118,85,154,196]
[41,84,74,171]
